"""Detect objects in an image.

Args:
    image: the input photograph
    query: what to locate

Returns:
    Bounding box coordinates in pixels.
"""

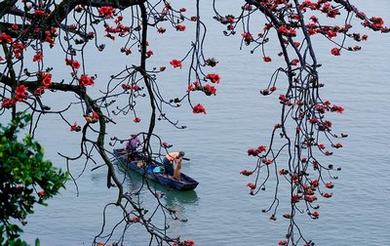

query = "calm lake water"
[17,0,390,245]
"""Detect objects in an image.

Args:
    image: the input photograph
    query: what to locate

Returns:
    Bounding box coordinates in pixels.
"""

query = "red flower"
[310,179,319,187]
[263,56,272,62]
[34,9,46,17]
[278,240,288,246]
[41,72,52,88]
[206,73,221,84]
[311,211,320,219]
[183,240,195,246]
[79,74,95,86]
[98,6,114,18]
[279,169,288,176]
[247,182,256,190]
[190,16,198,22]
[304,195,317,203]
[176,24,186,31]
[37,190,45,198]
[157,27,166,33]
[0,32,13,43]
[1,98,16,108]
[325,182,334,189]
[131,216,140,223]
[34,86,45,96]
[290,59,299,66]
[291,194,301,203]
[202,84,217,96]
[133,117,141,123]
[323,192,333,198]
[92,112,100,121]
[15,85,28,101]
[318,143,325,150]
[309,117,318,124]
[331,47,341,56]
[242,32,253,44]
[146,50,153,58]
[65,58,80,69]
[257,145,266,153]
[170,59,183,68]
[70,122,81,132]
[33,51,43,62]
[331,105,344,113]
[192,103,206,114]
[278,25,297,37]
[240,170,253,176]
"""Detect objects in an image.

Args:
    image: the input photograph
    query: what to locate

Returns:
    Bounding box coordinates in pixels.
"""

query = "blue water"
[13,0,390,245]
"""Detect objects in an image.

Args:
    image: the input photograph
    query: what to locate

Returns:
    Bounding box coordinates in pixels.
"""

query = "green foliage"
[0,114,68,245]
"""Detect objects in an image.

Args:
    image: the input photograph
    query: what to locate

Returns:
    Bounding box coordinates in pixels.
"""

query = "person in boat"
[162,151,185,179]
[125,134,141,161]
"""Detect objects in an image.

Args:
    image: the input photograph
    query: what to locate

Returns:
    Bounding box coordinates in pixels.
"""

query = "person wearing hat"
[125,134,141,161]
[162,151,185,179]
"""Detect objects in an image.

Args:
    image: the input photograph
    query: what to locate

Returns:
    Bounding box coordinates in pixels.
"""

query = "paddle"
[183,157,190,161]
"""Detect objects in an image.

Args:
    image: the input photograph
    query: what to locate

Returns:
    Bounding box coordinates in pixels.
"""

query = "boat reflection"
[119,163,199,206]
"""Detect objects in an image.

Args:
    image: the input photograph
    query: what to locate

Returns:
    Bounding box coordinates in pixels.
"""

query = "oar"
[183,157,190,161]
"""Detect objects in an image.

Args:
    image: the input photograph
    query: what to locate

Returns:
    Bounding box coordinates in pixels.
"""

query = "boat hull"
[113,149,199,191]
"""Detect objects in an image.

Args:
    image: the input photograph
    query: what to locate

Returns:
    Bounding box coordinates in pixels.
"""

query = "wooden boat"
[113,149,199,191]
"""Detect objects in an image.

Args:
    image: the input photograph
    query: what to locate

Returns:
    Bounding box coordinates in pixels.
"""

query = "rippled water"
[17,1,390,245]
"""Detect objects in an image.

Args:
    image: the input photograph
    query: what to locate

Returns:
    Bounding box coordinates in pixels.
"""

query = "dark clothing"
[126,136,141,152]
[162,157,174,176]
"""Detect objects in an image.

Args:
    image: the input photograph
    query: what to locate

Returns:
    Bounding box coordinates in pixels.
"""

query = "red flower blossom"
[263,56,272,62]
[79,74,95,86]
[304,195,317,203]
[311,211,320,219]
[131,216,140,223]
[291,194,301,203]
[247,182,256,190]
[70,122,81,132]
[331,105,344,113]
[41,72,52,88]
[242,32,253,44]
[278,240,288,246]
[202,84,217,96]
[170,59,183,68]
[323,192,333,198]
[279,169,288,176]
[89,112,98,121]
[318,143,325,150]
[15,85,28,101]
[157,27,166,33]
[240,169,253,176]
[98,6,114,18]
[183,240,195,246]
[278,25,297,37]
[192,103,206,114]
[290,59,299,66]
[331,47,341,56]
[34,9,46,17]
[310,179,319,187]
[37,190,45,198]
[65,58,80,69]
[33,51,43,62]
[1,98,16,108]
[176,24,186,31]
[206,73,221,84]
[0,32,13,43]
[190,16,198,22]
[34,86,45,96]
[262,158,273,165]
[133,117,141,123]
[325,182,334,189]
